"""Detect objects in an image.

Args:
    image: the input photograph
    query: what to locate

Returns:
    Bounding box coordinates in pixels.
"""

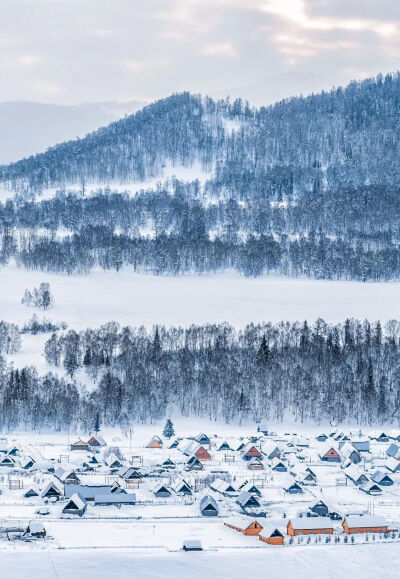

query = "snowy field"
[2,544,400,579]
[1,265,400,331]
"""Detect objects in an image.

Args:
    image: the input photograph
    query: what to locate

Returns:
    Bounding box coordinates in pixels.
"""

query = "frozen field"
[2,544,400,579]
[1,265,400,331]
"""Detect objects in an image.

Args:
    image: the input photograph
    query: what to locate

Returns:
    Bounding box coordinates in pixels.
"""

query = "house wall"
[342,521,388,534]
[259,535,284,545]
[287,522,333,536]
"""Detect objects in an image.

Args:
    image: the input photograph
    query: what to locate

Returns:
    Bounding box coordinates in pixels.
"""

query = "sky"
[0,0,399,106]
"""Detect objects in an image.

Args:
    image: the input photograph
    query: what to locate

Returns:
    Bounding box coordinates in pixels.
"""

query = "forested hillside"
[0,73,400,280]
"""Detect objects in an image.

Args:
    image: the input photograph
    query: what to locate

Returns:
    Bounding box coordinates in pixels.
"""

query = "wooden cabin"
[271,458,287,472]
[62,493,87,517]
[236,491,261,509]
[242,443,262,461]
[284,482,303,494]
[225,515,264,535]
[41,481,63,500]
[105,454,123,469]
[217,441,233,451]
[259,528,285,545]
[153,483,172,498]
[120,467,143,484]
[147,435,163,449]
[370,431,389,442]
[371,470,393,486]
[210,478,237,496]
[359,481,382,495]
[87,434,106,447]
[342,515,391,534]
[309,500,329,517]
[344,464,369,486]
[70,439,90,451]
[0,455,15,466]
[173,479,192,495]
[183,442,211,461]
[287,517,334,536]
[196,433,211,445]
[200,495,218,516]
[24,487,39,498]
[319,447,341,462]
[247,457,264,470]
[316,433,328,442]
[161,458,176,469]
[185,455,204,470]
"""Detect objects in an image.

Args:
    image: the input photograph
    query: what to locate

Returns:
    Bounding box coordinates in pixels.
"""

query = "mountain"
[0,100,145,164]
[2,72,400,196]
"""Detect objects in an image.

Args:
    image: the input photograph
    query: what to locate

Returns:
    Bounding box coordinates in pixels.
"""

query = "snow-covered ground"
[2,544,400,579]
[2,265,400,331]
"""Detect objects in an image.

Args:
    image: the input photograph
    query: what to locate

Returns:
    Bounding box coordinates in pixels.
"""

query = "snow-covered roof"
[65,493,87,510]
[289,517,335,530]
[27,520,45,533]
[225,514,264,530]
[41,480,63,497]
[359,481,382,493]
[345,515,387,528]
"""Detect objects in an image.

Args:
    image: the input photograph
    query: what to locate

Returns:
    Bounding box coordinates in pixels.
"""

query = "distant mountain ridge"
[2,72,400,198]
[0,100,145,164]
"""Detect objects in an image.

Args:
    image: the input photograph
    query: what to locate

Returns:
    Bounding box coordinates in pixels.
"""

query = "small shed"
[386,443,400,459]
[183,540,203,551]
[200,495,218,517]
[25,520,46,538]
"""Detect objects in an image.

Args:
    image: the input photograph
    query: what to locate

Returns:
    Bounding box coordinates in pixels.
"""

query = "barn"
[287,517,334,536]
[200,495,219,516]
[225,515,264,535]
[342,515,390,534]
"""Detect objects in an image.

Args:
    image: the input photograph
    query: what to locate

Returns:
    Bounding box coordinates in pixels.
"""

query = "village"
[0,422,400,553]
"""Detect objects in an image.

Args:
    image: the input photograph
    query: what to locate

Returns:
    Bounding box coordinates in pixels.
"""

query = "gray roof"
[94,492,136,505]
[64,484,111,500]
[345,515,387,528]
[289,517,335,530]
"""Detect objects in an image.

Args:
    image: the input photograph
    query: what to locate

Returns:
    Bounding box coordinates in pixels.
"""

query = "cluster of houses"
[0,426,400,546]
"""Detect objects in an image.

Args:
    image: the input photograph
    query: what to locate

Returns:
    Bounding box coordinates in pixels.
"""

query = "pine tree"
[163,418,175,439]
[257,335,270,365]
[94,412,101,433]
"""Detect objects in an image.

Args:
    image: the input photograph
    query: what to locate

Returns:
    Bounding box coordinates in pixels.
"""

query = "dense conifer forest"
[0,318,400,430]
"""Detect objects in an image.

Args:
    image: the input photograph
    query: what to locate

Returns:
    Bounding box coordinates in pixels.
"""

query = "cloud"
[199,42,237,57]
[18,54,40,66]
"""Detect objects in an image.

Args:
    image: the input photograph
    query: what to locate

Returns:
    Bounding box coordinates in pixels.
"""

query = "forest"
[0,318,400,430]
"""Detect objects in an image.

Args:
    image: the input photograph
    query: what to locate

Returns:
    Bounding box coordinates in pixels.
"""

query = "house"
[316,433,328,442]
[24,486,39,498]
[297,471,317,485]
[7,446,19,456]
[359,481,382,495]
[386,443,400,459]
[94,493,136,506]
[225,515,264,535]
[183,442,211,461]
[271,458,287,472]
[185,456,204,470]
[319,446,341,462]
[342,515,390,534]
[119,467,143,483]
[287,517,334,536]
[344,464,369,486]
[41,481,63,500]
[0,455,15,466]
[339,443,361,464]
[385,457,400,473]
[24,521,46,538]
[55,467,81,485]
[351,439,370,453]
[370,431,389,442]
[147,435,163,449]
[210,478,237,496]
[240,482,262,497]
[88,455,100,465]
[200,495,218,516]
[236,491,261,509]
[196,433,210,445]
[70,439,90,451]
[161,458,176,469]
[259,527,285,545]
[309,500,329,517]
[241,443,262,461]
[285,482,303,494]
[105,454,123,469]
[172,479,192,495]
[247,457,264,470]
[87,434,106,447]
[169,440,179,449]
[261,441,281,460]
[183,540,203,551]
[62,493,87,516]
[153,483,172,498]
[236,442,246,452]
[388,429,400,442]
[217,441,233,451]
[371,470,394,486]
[20,457,35,470]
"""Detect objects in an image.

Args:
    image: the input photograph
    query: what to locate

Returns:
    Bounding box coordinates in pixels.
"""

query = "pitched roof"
[64,493,87,510]
[289,517,335,530]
